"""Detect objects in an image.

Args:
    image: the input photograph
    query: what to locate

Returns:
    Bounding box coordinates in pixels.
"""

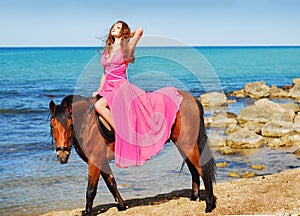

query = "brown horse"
[49,91,216,215]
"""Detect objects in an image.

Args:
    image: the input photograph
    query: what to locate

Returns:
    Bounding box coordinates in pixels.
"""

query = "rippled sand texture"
[42,168,300,216]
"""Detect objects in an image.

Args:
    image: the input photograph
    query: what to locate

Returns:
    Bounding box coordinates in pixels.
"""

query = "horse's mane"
[61,94,87,110]
[49,95,87,125]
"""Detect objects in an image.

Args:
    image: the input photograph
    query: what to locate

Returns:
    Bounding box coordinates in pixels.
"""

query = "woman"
[95,21,183,167]
[95,21,142,129]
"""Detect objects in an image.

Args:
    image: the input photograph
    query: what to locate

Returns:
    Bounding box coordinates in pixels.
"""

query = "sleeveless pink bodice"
[99,50,128,106]
[101,49,127,82]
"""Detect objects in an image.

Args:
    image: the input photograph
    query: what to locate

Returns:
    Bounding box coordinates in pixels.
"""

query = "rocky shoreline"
[202,78,300,154]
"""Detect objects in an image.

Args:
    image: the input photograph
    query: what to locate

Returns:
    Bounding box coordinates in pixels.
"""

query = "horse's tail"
[196,99,216,183]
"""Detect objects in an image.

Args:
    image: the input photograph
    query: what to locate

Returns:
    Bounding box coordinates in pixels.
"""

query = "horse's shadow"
[88,189,206,215]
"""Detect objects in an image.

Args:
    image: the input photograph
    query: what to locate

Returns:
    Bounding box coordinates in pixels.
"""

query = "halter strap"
[56,147,71,152]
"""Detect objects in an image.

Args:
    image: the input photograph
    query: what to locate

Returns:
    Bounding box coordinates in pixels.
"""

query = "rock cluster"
[202,78,300,150]
[230,78,300,101]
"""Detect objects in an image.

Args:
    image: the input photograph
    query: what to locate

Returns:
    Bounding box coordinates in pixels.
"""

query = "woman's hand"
[130,31,135,38]
[92,91,98,97]
[130,28,143,38]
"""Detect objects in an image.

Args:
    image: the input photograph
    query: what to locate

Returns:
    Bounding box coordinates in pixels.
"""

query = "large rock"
[244,81,270,99]
[261,121,295,137]
[230,89,246,98]
[208,131,226,147]
[295,114,300,124]
[237,99,295,128]
[265,132,300,148]
[269,85,290,98]
[219,147,234,155]
[225,124,242,135]
[226,128,265,149]
[280,102,300,114]
[281,132,300,146]
[199,92,228,107]
[288,78,300,99]
[205,111,237,127]
[292,78,300,86]
[265,137,286,148]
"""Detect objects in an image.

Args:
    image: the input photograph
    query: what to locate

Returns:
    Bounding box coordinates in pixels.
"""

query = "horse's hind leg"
[185,157,200,201]
[201,158,216,212]
[179,143,216,212]
[178,143,202,201]
[101,162,126,211]
[198,126,216,212]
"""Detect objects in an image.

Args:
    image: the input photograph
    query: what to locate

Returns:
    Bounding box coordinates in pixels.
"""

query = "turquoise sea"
[0,46,299,215]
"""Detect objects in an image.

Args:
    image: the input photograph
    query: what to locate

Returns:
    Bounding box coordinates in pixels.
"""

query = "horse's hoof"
[82,210,94,216]
[190,190,199,201]
[205,203,216,213]
[190,194,198,201]
[205,197,216,213]
[117,203,127,211]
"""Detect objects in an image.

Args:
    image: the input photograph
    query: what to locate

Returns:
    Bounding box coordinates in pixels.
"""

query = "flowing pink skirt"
[108,81,183,167]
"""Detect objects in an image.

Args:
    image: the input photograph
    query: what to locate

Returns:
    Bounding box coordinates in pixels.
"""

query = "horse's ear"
[49,100,56,115]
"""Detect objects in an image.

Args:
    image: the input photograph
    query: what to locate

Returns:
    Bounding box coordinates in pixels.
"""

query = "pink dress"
[100,49,183,167]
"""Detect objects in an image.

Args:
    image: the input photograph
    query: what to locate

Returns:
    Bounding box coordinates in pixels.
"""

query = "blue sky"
[0,0,299,46]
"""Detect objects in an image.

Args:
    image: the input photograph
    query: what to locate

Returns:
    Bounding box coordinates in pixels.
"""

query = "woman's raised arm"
[129,27,143,52]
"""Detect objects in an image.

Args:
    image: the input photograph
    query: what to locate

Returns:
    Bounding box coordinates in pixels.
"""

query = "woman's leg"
[95,97,115,129]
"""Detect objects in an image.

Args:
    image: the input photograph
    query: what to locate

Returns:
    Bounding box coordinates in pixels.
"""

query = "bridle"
[55,146,72,152]
[48,96,101,153]
[49,113,73,153]
[49,96,97,153]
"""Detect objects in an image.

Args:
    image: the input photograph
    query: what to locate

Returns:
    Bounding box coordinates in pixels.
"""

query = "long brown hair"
[104,20,135,63]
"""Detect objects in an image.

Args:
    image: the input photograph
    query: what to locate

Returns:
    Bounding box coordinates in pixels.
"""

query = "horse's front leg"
[101,161,126,211]
[84,162,101,216]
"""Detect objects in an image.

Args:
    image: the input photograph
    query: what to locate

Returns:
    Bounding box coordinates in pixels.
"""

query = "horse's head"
[49,96,74,164]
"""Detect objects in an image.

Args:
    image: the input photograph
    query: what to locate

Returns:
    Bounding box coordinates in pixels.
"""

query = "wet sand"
[42,168,300,216]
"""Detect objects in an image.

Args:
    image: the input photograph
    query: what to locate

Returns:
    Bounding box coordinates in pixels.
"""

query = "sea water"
[0,46,299,215]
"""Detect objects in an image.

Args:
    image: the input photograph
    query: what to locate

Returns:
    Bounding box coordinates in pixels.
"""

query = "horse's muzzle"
[56,151,70,164]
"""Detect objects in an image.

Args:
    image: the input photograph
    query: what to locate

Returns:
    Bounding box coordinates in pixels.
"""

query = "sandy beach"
[42,168,300,216]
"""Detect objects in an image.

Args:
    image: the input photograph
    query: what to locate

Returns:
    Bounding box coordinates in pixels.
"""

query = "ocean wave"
[0,108,49,115]
[0,140,50,152]
[0,90,20,96]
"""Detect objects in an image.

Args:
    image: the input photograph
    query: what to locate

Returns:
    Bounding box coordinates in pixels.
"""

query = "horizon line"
[1,44,300,48]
